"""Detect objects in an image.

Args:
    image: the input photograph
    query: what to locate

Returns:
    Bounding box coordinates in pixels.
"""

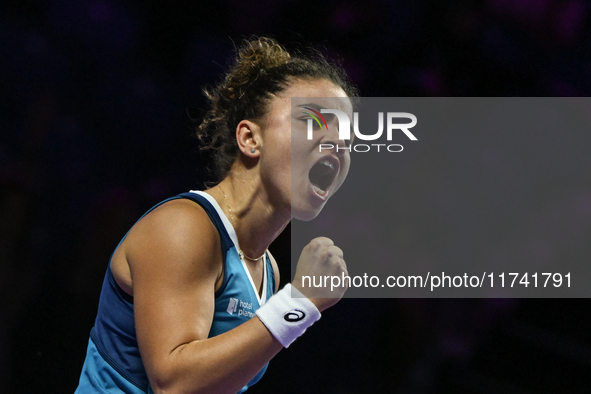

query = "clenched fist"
[291,237,348,312]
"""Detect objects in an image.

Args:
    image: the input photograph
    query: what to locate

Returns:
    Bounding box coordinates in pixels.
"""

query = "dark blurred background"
[2,0,591,392]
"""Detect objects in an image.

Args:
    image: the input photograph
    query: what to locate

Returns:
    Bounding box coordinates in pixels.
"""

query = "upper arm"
[123,199,222,386]
[267,250,280,293]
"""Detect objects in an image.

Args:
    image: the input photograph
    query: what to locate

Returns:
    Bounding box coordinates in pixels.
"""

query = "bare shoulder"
[267,249,281,293]
[123,198,222,290]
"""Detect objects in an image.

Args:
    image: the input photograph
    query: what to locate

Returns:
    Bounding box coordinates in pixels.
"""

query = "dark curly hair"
[196,37,358,186]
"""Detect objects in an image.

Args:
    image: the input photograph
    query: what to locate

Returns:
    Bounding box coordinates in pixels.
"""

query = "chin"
[291,204,326,222]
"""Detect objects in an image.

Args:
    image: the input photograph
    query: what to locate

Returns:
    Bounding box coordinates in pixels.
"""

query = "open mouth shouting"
[308,155,340,199]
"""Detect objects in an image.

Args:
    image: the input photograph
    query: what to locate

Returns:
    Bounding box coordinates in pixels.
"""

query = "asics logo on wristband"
[284,309,306,322]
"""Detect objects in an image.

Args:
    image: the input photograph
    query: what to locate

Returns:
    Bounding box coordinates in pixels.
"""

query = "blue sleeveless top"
[75,191,276,393]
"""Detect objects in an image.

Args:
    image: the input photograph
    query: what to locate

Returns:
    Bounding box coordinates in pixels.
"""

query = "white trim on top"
[189,190,267,306]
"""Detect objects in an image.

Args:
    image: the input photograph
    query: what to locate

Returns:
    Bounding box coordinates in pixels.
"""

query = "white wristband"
[256,283,321,348]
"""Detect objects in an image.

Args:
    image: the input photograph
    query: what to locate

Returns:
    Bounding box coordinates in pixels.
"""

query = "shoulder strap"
[176,192,234,254]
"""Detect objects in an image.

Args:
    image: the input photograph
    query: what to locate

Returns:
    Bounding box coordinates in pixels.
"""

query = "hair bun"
[225,37,291,92]
[238,37,291,73]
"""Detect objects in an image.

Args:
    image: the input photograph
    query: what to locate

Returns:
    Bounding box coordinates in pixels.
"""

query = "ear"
[236,120,261,158]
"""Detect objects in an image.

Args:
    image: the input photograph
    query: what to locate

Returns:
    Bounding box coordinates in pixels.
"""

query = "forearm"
[147,317,282,394]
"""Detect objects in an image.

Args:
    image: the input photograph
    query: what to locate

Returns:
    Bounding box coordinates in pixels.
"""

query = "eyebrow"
[296,103,325,111]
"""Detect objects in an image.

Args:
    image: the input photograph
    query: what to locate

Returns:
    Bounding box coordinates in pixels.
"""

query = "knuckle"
[329,258,341,269]
[329,246,343,257]
[316,236,333,246]
[309,238,323,249]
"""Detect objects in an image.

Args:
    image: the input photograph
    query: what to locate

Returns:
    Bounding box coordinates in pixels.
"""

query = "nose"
[325,116,341,139]
[322,117,351,152]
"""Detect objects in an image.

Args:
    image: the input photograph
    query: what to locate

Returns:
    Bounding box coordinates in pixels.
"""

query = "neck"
[206,173,290,259]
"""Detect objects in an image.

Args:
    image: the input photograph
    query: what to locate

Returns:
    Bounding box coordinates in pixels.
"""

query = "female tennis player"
[75,37,356,393]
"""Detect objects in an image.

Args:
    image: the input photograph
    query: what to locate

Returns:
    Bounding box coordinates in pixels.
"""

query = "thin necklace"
[218,184,266,262]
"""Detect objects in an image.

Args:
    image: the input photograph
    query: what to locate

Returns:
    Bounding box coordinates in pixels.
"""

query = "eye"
[299,116,323,129]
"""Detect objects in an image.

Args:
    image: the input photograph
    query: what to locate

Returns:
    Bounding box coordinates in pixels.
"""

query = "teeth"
[312,185,327,197]
[320,159,334,170]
